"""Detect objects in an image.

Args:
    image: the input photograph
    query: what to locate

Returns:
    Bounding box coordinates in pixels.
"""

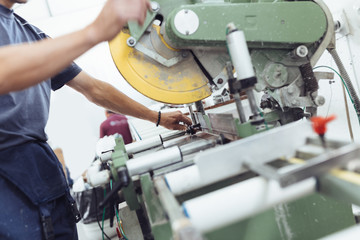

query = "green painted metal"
[205,193,355,240]
[202,114,212,132]
[110,136,128,182]
[128,10,157,42]
[127,0,190,41]
[319,173,360,207]
[114,135,126,152]
[264,110,281,123]
[151,225,173,240]
[123,181,141,210]
[140,174,173,240]
[235,119,270,138]
[110,136,141,210]
[165,2,327,48]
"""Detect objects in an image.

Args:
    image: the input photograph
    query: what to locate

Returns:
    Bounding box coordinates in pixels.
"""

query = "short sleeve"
[51,63,82,91]
[25,23,83,91]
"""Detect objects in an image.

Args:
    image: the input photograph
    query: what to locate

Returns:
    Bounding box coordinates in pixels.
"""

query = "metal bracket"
[245,138,360,187]
[134,42,186,67]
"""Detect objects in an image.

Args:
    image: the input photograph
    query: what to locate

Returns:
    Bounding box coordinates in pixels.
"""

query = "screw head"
[151,1,160,12]
[127,37,136,47]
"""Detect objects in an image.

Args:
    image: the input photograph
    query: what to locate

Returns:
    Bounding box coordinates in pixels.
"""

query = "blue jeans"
[0,176,78,240]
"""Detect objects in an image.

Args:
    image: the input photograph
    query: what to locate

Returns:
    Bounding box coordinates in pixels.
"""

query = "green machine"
[91,122,360,240]
[86,0,360,239]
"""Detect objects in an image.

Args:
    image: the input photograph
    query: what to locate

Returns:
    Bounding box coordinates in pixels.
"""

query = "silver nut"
[296,45,308,58]
[127,37,136,47]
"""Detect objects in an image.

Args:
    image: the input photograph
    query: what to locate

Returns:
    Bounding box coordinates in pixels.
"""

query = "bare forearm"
[90,81,158,123]
[0,27,96,94]
[68,72,192,131]
[89,82,192,130]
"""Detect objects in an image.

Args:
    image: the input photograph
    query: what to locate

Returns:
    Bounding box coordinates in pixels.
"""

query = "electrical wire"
[102,192,106,240]
[258,109,269,130]
[313,65,357,114]
[313,65,355,141]
[313,66,354,102]
[110,179,129,240]
[326,82,333,118]
[93,188,111,240]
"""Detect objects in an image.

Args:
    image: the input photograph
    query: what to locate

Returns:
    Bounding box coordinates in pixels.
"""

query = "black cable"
[93,188,111,240]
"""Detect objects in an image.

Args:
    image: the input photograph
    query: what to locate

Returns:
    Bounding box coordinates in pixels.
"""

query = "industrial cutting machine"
[87,1,360,239]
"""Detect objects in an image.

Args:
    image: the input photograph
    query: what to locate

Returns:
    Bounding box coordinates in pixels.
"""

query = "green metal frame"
[165,1,326,48]
[140,174,173,240]
[204,193,354,240]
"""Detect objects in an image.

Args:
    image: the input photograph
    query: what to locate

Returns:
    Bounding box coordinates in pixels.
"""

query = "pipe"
[125,136,162,155]
[126,146,182,176]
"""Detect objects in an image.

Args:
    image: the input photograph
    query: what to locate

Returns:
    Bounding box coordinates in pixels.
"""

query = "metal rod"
[188,104,197,124]
[234,93,246,123]
[246,89,259,117]
[277,143,360,187]
[195,100,205,115]
[125,136,162,155]
[126,146,182,176]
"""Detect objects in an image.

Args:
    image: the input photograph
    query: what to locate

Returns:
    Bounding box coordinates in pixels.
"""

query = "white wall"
[13,0,360,179]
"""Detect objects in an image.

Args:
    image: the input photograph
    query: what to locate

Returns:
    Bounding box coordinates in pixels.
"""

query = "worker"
[0,0,192,239]
[100,110,134,144]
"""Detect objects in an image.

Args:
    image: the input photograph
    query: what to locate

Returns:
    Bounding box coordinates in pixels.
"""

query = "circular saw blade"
[108,30,211,104]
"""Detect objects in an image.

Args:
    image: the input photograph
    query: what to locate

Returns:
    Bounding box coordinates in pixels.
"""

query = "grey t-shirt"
[0,5,82,150]
[0,5,83,205]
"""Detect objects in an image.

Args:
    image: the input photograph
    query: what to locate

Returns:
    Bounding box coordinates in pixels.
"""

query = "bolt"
[181,51,189,58]
[287,86,294,95]
[151,1,160,12]
[210,84,218,92]
[127,37,136,47]
[296,45,308,58]
[217,78,224,85]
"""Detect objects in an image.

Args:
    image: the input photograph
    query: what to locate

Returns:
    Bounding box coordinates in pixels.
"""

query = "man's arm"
[67,71,193,131]
[0,0,150,95]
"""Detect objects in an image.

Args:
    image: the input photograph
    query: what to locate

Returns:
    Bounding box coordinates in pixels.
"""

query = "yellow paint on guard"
[108,31,211,104]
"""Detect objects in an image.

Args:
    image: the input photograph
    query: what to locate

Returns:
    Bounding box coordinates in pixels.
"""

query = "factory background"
[14,0,360,181]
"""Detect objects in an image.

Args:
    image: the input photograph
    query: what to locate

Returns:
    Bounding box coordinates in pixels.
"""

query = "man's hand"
[159,111,193,131]
[87,0,151,44]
